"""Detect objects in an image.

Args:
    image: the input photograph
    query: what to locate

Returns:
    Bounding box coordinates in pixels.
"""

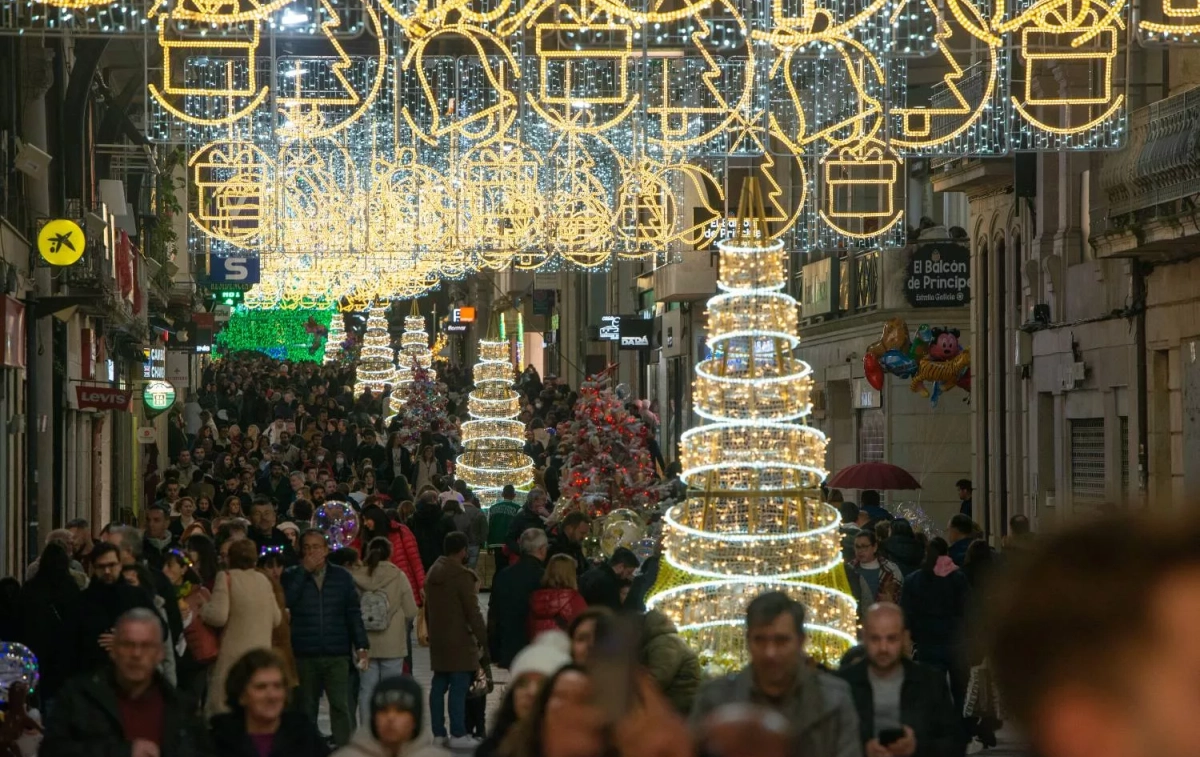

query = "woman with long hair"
[477,633,571,757]
[498,664,598,757]
[222,495,246,519]
[16,542,80,710]
[170,497,199,539]
[208,648,329,757]
[186,532,220,590]
[195,495,217,521]
[528,555,588,637]
[162,549,215,704]
[413,445,439,494]
[383,431,411,486]
[350,537,419,726]
[257,551,298,692]
[202,539,282,716]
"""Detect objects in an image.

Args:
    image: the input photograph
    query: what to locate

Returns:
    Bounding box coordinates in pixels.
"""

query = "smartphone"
[878,728,905,747]
[588,614,641,724]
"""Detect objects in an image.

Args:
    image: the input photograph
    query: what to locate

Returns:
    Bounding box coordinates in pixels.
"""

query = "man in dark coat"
[838,603,959,757]
[248,496,298,564]
[579,547,640,610]
[44,608,212,757]
[487,527,548,668]
[77,543,158,672]
[282,528,369,747]
[546,511,592,578]
[504,489,550,557]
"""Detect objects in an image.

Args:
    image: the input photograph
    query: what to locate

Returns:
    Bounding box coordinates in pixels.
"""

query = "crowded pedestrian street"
[3,2,1200,756]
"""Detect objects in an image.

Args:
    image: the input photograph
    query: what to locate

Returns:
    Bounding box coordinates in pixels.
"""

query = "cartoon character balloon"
[312,501,360,549]
[863,319,970,406]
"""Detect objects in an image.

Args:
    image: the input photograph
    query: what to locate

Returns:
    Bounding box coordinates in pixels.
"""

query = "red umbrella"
[825,462,922,491]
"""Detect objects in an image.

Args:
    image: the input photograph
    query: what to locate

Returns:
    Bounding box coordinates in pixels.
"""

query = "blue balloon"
[879,350,918,379]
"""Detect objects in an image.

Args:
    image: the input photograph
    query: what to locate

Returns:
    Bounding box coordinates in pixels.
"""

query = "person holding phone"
[838,603,958,757]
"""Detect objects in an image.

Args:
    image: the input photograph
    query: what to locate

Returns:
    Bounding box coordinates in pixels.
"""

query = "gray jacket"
[691,664,862,757]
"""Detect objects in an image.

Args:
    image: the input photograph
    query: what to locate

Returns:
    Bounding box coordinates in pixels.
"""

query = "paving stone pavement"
[318,593,507,752]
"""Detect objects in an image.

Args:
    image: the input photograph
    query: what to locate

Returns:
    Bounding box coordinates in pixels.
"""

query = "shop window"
[1070,418,1106,502]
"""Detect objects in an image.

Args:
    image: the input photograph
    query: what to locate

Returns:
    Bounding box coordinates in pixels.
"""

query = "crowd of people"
[0,349,1186,757]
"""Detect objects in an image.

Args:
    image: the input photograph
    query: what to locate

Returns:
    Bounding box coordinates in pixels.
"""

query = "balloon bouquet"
[304,316,330,356]
[863,318,971,406]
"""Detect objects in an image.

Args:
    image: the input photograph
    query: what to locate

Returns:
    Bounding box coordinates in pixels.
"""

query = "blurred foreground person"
[839,603,958,757]
[43,608,212,757]
[333,676,450,757]
[691,592,861,757]
[208,648,329,757]
[698,704,791,757]
[988,514,1200,757]
[478,630,572,757]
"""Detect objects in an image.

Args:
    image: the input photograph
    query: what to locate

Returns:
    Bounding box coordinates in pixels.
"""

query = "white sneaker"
[448,735,482,750]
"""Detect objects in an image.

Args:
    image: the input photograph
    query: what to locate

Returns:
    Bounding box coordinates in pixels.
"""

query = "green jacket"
[640,610,703,715]
[486,500,520,548]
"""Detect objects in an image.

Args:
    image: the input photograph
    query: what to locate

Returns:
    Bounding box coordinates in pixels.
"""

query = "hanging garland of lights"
[646,179,857,672]
[215,306,334,363]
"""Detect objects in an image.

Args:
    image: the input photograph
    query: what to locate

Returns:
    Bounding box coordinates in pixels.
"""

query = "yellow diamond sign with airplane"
[37,219,85,266]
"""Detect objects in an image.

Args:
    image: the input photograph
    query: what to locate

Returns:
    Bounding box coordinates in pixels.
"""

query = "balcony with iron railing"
[1092,84,1200,260]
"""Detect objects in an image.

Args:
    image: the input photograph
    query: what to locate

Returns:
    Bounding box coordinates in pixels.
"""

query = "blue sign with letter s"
[208,254,261,284]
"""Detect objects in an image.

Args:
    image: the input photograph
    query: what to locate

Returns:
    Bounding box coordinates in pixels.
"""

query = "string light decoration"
[214,306,334,362]
[323,313,347,364]
[646,179,857,671]
[354,305,395,396]
[456,317,535,507]
[393,300,436,386]
[556,372,661,517]
[395,363,452,448]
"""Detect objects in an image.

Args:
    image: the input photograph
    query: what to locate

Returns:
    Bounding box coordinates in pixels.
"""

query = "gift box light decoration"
[646,179,857,670]
[353,304,396,396]
[6,0,1160,307]
[456,316,535,508]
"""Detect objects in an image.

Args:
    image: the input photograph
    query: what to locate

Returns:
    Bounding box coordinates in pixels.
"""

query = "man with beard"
[76,543,157,672]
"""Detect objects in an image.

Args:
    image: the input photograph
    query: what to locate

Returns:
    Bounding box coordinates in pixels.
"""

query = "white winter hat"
[510,630,572,681]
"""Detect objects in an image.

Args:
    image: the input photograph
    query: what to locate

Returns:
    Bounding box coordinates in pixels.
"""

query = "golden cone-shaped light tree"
[646,179,858,671]
[323,313,346,365]
[455,312,535,508]
[354,304,395,396]
[389,300,437,421]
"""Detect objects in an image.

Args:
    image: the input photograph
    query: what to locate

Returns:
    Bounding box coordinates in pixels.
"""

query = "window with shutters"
[857,407,885,463]
[1070,418,1106,502]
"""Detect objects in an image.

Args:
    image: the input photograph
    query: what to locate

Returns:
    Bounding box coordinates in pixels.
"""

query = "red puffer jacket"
[527,587,588,638]
[353,524,426,603]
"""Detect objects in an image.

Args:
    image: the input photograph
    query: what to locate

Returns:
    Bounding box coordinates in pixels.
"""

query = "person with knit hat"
[476,631,572,757]
[333,676,450,757]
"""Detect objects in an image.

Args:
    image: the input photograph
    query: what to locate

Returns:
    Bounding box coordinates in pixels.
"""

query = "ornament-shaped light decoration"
[456,313,535,508]
[646,179,858,670]
[354,304,395,396]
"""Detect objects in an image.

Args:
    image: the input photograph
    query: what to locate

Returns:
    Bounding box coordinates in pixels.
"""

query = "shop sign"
[446,306,475,333]
[76,385,132,412]
[599,315,621,341]
[37,219,85,266]
[143,380,177,418]
[905,243,970,307]
[136,426,157,445]
[143,346,166,379]
[618,317,653,350]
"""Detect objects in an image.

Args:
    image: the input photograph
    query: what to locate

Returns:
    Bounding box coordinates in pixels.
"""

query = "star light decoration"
[353,304,396,396]
[6,0,1157,303]
[646,179,857,671]
[455,318,536,507]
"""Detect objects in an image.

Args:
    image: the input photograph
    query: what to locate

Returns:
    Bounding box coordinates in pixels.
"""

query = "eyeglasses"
[94,560,121,571]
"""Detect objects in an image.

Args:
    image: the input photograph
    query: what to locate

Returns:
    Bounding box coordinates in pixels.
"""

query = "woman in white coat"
[201,538,281,716]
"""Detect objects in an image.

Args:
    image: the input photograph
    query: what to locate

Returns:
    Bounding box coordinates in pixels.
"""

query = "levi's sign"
[76,385,132,412]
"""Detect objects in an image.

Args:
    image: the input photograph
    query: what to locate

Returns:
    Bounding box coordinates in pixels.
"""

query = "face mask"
[317,454,325,461]
[336,457,345,464]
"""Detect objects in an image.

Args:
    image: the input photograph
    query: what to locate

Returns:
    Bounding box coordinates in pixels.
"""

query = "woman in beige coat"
[201,538,281,716]
[350,536,419,726]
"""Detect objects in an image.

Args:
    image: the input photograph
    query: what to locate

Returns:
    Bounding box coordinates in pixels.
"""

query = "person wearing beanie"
[476,632,572,757]
[333,676,450,757]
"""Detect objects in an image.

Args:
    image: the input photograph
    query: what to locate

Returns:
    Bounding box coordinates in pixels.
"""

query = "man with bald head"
[838,603,959,757]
